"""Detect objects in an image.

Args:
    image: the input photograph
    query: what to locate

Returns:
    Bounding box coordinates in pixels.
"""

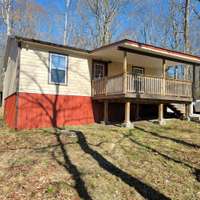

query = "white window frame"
[49,53,68,85]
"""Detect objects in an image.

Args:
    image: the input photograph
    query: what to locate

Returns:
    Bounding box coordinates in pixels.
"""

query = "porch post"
[192,65,196,100]
[104,101,108,124]
[124,101,133,128]
[123,51,128,94]
[158,103,165,125]
[162,59,166,95]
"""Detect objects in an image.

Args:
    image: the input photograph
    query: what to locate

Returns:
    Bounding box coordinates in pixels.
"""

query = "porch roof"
[90,39,200,65]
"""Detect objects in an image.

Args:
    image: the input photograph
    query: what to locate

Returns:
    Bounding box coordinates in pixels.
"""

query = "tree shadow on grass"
[135,126,200,149]
[52,129,92,200]
[123,131,200,182]
[70,130,171,200]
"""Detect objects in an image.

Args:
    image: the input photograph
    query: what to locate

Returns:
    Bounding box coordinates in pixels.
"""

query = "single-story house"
[3,36,200,129]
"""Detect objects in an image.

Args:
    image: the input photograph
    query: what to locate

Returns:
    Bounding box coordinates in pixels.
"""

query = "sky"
[34,0,169,44]
[1,0,199,53]
[32,0,177,44]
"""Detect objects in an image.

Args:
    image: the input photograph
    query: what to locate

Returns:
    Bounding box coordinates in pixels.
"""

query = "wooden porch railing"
[165,79,192,97]
[92,74,192,98]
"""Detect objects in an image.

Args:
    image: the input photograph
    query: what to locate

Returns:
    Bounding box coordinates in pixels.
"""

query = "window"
[93,62,106,79]
[49,53,68,84]
[132,67,145,92]
[166,64,186,80]
[132,67,144,76]
[166,66,176,79]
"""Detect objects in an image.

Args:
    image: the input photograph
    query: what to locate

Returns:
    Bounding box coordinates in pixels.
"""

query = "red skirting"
[4,92,95,129]
[4,93,17,129]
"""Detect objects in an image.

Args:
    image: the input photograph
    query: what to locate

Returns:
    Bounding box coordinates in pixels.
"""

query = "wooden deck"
[92,74,192,102]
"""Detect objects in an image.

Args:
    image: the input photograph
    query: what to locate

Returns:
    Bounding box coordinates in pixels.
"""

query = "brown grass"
[0,117,199,200]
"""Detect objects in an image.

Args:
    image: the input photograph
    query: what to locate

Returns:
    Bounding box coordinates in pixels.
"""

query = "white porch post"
[123,51,127,94]
[162,59,166,95]
[192,65,196,99]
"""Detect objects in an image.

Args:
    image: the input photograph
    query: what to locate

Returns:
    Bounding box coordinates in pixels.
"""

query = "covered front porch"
[92,49,193,102]
[90,40,198,127]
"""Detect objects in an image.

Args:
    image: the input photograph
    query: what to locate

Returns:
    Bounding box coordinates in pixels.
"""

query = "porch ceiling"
[90,46,184,68]
[93,47,164,67]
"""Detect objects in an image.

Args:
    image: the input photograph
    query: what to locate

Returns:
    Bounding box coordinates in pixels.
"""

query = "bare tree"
[192,4,200,19]
[0,0,13,36]
[169,0,182,50]
[14,0,48,38]
[190,0,200,54]
[77,0,127,48]
[0,0,52,97]
[183,0,191,52]
[63,0,71,45]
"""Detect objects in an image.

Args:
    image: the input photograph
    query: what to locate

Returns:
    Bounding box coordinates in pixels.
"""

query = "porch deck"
[92,73,192,102]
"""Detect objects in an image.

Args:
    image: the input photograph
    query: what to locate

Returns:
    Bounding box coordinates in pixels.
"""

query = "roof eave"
[14,36,90,54]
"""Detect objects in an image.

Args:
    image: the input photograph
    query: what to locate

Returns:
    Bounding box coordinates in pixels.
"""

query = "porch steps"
[190,114,200,123]
[167,103,186,118]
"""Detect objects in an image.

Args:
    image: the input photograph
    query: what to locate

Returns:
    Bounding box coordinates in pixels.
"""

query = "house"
[3,36,200,129]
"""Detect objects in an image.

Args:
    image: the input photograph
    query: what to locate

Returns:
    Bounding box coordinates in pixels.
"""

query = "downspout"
[15,41,22,130]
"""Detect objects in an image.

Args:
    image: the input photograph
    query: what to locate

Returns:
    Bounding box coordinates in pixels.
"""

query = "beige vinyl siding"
[108,62,123,77]
[3,39,19,99]
[108,59,163,77]
[19,48,92,96]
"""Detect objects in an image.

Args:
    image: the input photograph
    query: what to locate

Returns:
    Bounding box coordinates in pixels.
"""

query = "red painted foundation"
[4,92,95,129]
[4,93,17,129]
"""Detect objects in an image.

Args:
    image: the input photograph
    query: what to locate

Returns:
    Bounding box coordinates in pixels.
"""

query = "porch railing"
[92,74,192,98]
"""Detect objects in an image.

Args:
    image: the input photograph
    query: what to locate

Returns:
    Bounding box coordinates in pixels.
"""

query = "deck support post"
[158,103,165,125]
[190,102,194,116]
[136,103,140,120]
[104,101,109,124]
[185,103,191,121]
[124,101,133,128]
[123,51,128,94]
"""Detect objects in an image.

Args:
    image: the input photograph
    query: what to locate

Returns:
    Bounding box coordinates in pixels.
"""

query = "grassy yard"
[0,118,199,200]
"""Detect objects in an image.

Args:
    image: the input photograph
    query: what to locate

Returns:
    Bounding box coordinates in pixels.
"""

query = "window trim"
[49,52,68,85]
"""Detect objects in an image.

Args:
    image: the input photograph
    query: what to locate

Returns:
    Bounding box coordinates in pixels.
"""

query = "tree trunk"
[184,0,190,53]
[63,0,71,45]
[6,0,11,36]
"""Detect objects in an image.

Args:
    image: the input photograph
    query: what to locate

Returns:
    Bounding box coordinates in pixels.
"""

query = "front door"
[93,61,107,80]
[132,67,144,92]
